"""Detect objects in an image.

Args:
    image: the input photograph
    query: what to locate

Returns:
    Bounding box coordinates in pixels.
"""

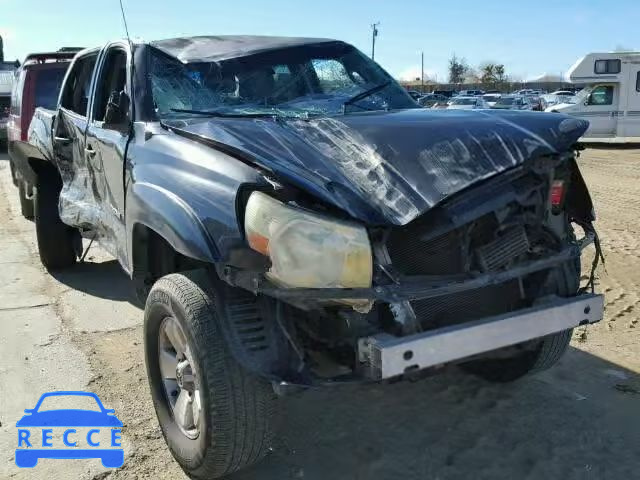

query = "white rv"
[546,52,640,143]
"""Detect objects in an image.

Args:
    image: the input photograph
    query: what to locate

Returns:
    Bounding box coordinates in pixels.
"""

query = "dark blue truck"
[12,35,603,478]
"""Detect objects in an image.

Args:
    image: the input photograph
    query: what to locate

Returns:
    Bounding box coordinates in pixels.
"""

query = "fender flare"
[8,141,49,185]
[126,182,220,271]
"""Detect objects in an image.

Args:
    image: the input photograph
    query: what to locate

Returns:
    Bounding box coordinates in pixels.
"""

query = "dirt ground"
[0,147,638,480]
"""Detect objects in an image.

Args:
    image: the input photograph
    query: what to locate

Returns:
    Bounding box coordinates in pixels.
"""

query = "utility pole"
[371,22,380,61]
[421,52,424,93]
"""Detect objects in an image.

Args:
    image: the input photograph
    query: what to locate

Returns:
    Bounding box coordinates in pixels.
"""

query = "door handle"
[85,146,97,157]
[54,136,72,145]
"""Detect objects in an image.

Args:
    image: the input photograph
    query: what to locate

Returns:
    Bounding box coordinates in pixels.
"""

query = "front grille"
[386,213,497,276]
[386,228,464,275]
[411,281,521,329]
[386,213,528,330]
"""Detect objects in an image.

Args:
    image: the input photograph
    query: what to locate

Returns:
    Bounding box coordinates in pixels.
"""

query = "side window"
[594,59,621,74]
[60,53,98,116]
[92,48,128,122]
[588,85,614,105]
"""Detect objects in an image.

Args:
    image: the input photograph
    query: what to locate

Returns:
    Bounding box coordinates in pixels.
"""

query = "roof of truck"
[148,35,341,63]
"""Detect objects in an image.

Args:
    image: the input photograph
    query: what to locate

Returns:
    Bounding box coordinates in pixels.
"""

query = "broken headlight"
[244,191,373,289]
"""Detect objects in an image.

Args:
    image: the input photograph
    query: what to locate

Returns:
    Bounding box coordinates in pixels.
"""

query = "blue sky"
[1,0,638,81]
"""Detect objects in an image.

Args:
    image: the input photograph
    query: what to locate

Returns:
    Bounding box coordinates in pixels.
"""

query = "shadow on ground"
[51,259,142,306]
[223,347,639,480]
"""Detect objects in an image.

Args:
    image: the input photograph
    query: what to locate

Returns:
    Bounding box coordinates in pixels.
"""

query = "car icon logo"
[15,391,124,468]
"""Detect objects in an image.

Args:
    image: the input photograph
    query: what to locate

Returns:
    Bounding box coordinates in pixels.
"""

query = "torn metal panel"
[165,109,588,226]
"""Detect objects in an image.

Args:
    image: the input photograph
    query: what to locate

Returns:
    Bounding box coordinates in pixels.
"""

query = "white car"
[482,93,501,107]
[447,96,489,110]
[550,90,576,97]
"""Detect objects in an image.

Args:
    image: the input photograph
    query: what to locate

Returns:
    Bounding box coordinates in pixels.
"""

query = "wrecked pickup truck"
[13,36,603,478]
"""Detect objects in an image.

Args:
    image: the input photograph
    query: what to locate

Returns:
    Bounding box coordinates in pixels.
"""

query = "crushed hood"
[166,109,588,225]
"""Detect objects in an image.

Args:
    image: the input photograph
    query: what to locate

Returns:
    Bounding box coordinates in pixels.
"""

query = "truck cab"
[547,52,640,142]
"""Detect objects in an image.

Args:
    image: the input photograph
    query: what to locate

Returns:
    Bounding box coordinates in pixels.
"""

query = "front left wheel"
[144,270,276,479]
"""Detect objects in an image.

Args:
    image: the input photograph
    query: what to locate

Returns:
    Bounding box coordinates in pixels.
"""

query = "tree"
[495,64,506,83]
[480,63,496,85]
[448,54,468,84]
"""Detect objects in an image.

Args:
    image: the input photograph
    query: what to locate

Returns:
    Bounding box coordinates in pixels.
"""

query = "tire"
[34,175,77,271]
[144,270,276,479]
[461,328,573,382]
[18,181,35,220]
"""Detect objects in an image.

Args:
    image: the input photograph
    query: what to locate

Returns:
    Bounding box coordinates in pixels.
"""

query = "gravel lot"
[0,147,638,480]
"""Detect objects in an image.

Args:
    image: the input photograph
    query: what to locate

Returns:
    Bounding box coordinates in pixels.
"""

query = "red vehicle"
[7,49,81,218]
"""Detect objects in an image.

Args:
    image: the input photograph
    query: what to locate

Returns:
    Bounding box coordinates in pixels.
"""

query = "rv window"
[587,85,614,105]
[594,59,621,74]
[636,72,640,92]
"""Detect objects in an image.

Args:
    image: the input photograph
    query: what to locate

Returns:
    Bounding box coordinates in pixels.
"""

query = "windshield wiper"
[342,81,391,113]
[169,108,288,119]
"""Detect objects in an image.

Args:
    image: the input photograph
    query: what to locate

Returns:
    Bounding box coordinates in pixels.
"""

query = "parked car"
[447,95,489,109]
[407,89,423,100]
[12,35,602,478]
[550,90,576,97]
[418,93,448,107]
[543,91,577,107]
[492,95,535,110]
[482,93,501,107]
[0,66,17,148]
[513,88,535,95]
[7,49,81,218]
[458,89,484,96]
[431,89,456,98]
[523,94,547,111]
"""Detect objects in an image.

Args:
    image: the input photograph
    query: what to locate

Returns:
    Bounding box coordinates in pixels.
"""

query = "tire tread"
[147,271,274,479]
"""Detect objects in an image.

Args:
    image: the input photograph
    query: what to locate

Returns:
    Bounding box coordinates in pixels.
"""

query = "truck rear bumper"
[358,294,603,380]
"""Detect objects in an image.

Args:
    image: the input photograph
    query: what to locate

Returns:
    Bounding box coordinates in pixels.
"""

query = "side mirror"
[104,90,130,129]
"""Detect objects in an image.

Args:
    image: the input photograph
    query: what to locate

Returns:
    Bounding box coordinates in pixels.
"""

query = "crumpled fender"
[126,182,220,266]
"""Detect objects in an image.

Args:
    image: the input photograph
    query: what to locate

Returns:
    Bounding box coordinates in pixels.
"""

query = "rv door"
[623,67,640,138]
[582,84,618,136]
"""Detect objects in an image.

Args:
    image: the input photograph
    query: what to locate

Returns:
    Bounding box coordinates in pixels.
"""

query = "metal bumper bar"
[358,294,603,380]
[250,248,578,303]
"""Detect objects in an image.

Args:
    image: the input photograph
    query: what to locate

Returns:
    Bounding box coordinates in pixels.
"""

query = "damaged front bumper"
[225,247,579,306]
[357,293,602,380]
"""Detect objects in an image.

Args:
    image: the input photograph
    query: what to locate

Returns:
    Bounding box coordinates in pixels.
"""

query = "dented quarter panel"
[166,109,588,226]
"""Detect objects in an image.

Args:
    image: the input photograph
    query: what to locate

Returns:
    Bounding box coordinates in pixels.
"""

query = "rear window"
[33,66,68,109]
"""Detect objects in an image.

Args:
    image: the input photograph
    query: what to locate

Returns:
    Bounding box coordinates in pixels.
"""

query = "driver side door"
[84,44,131,263]
[582,84,618,136]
